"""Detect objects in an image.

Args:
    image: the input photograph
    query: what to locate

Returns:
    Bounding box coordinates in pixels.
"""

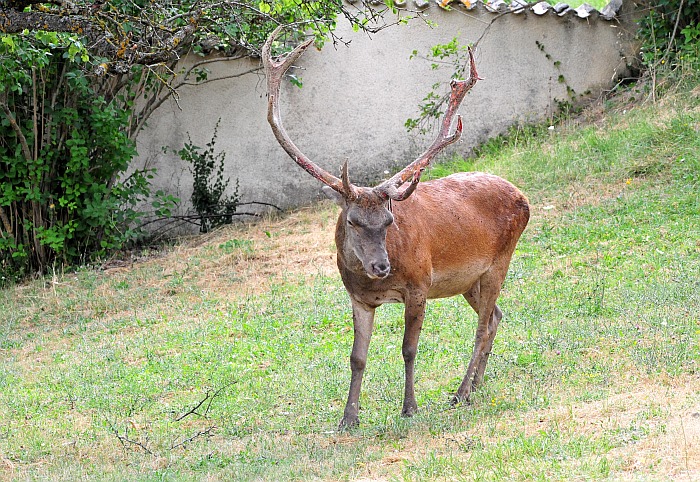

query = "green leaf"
[258,1,271,14]
[0,36,16,51]
[288,74,303,88]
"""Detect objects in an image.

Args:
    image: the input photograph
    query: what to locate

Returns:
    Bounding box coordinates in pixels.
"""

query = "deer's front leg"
[339,300,375,429]
[401,293,427,417]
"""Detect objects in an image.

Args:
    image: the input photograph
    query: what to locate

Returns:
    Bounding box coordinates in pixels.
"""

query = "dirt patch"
[176,204,336,294]
[601,376,700,479]
[482,374,700,478]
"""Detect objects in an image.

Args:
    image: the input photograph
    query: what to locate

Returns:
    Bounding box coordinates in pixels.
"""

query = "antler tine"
[377,47,480,201]
[262,26,348,195]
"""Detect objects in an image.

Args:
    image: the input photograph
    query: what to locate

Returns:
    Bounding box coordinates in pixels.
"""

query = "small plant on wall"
[176,119,240,233]
[405,37,473,134]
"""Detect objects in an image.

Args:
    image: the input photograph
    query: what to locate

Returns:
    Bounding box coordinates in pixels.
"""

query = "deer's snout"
[369,260,390,279]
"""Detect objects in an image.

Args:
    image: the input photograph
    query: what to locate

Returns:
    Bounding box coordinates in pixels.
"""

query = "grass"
[544,0,609,9]
[1,78,700,480]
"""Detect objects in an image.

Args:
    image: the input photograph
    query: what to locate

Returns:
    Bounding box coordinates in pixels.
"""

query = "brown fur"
[331,172,529,428]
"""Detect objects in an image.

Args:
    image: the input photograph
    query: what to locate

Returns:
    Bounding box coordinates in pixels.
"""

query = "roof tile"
[400,0,621,20]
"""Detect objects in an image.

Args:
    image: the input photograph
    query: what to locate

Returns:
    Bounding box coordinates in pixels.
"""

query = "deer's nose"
[370,261,390,279]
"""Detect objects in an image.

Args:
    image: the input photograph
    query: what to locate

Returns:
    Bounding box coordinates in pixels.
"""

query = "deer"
[262,27,530,429]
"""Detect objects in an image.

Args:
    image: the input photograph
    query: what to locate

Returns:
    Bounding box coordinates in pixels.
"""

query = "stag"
[262,28,530,428]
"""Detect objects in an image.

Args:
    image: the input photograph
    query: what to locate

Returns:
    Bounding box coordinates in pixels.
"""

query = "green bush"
[0,33,168,283]
[638,0,700,69]
[176,120,240,233]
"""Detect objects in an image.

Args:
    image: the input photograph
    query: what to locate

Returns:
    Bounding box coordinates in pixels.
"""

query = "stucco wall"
[134,1,637,219]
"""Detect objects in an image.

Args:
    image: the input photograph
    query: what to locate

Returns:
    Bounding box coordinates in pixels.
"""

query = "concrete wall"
[134,1,637,219]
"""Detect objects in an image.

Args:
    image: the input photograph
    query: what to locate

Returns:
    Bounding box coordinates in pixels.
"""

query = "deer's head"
[262,27,479,279]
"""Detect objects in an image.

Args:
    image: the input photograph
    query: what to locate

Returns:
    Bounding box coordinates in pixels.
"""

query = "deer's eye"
[347,217,365,229]
[384,213,394,227]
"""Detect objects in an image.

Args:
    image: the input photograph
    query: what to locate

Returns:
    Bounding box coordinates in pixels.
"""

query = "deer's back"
[387,172,529,298]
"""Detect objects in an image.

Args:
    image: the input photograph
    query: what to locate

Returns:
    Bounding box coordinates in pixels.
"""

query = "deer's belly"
[427,267,483,299]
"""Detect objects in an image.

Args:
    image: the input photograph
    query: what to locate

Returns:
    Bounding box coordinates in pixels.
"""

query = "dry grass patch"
[347,375,700,481]
[128,202,339,298]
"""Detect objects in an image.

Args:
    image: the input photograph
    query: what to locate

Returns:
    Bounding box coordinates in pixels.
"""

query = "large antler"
[376,48,480,201]
[262,26,353,197]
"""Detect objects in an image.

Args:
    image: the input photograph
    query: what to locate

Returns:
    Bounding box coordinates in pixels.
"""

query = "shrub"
[0,32,167,283]
[638,0,700,69]
[176,120,240,233]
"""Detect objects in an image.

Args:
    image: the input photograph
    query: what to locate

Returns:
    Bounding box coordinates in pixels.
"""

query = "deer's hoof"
[401,404,418,418]
[450,394,471,408]
[338,415,359,430]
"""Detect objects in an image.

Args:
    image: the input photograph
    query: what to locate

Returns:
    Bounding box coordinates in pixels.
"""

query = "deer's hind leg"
[462,281,503,388]
[453,269,506,404]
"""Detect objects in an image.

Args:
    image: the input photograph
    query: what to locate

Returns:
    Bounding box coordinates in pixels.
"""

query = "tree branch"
[107,419,156,455]
[0,99,32,162]
[0,6,200,73]
[170,425,216,451]
[175,383,234,421]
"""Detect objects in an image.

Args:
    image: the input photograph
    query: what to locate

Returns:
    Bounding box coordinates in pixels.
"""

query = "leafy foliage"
[0,32,178,282]
[0,0,405,74]
[405,37,473,133]
[177,121,240,233]
[638,0,700,69]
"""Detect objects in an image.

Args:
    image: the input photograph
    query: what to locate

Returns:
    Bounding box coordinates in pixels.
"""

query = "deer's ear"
[322,186,345,206]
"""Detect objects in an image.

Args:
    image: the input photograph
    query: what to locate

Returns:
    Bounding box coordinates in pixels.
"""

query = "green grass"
[545,0,609,9]
[1,80,700,480]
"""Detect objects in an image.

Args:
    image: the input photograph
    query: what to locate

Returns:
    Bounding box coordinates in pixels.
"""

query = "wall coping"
[350,0,623,21]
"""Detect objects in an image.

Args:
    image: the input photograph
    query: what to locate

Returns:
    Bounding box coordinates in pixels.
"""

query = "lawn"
[1,79,699,480]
